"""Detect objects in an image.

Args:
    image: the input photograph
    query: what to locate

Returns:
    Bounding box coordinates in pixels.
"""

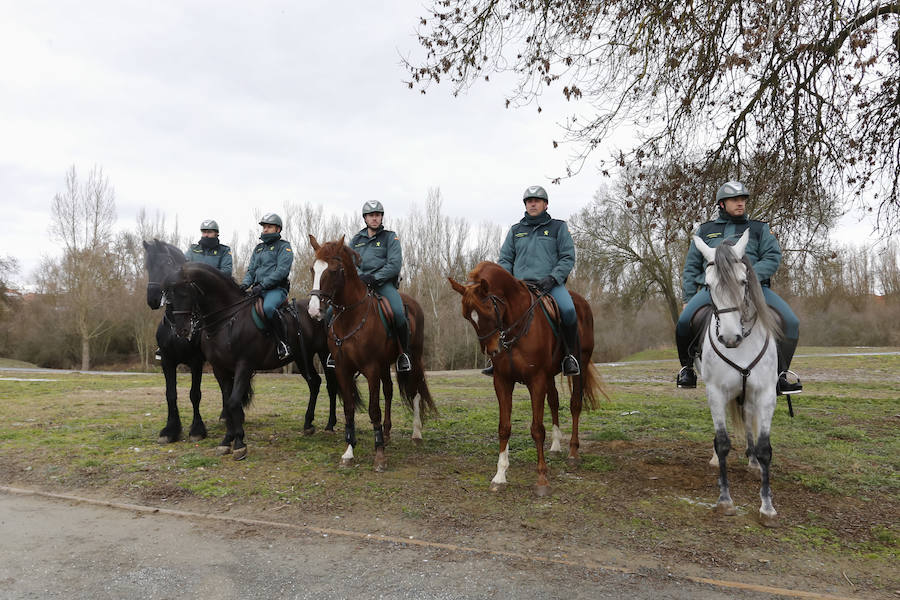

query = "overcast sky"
[0,1,874,285]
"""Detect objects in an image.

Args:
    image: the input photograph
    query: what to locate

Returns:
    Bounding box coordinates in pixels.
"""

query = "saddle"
[376,294,395,330]
[525,284,562,338]
[251,295,290,331]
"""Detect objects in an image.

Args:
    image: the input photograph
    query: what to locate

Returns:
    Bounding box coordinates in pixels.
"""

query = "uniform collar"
[716,208,749,224]
[521,210,551,226]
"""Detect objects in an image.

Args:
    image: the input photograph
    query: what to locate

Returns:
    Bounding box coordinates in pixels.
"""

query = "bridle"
[473,286,544,354]
[710,279,757,343]
[310,255,375,349]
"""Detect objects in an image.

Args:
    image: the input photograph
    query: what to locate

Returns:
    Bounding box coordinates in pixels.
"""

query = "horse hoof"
[759,512,779,528]
[157,435,175,444]
[189,434,206,442]
[715,503,737,516]
[489,482,507,493]
[374,462,387,473]
[412,436,422,446]
[324,428,336,435]
[534,484,552,497]
[566,456,581,469]
[303,426,316,436]
[233,447,248,461]
[340,458,353,467]
[215,445,232,456]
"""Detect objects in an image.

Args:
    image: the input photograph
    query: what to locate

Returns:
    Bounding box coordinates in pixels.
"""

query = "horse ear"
[309,234,320,251]
[733,228,750,258]
[478,278,490,295]
[448,278,466,295]
[693,235,716,264]
[142,240,149,249]
[338,234,345,246]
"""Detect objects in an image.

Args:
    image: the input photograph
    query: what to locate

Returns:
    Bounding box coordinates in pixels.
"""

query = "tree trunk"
[81,335,90,371]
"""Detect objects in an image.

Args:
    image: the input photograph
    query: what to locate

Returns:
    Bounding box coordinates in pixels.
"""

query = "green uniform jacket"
[350,227,402,287]
[498,212,575,285]
[184,243,233,276]
[682,212,782,303]
[241,237,293,291]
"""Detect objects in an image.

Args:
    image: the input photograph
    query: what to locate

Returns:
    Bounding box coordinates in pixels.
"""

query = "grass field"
[1,347,898,597]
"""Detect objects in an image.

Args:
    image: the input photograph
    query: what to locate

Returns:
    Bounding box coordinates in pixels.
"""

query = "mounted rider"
[155,219,233,361]
[326,200,412,373]
[675,181,802,395]
[240,213,294,361]
[484,185,580,377]
[184,219,233,276]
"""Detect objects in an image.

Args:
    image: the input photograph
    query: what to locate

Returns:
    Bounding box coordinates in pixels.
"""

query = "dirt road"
[1,490,811,600]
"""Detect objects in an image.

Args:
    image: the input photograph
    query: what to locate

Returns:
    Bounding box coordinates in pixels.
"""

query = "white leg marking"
[412,396,423,440]
[491,448,509,485]
[550,424,562,452]
[308,260,327,318]
[341,444,354,460]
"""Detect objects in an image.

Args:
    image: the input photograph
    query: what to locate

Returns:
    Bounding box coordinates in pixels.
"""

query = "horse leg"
[187,359,207,442]
[381,367,393,445]
[158,360,182,444]
[567,370,585,468]
[336,367,358,467]
[323,357,338,432]
[490,376,514,492]
[365,368,386,472]
[547,379,563,454]
[529,377,551,497]
[302,365,322,436]
[754,397,778,526]
[227,366,252,461]
[213,367,235,455]
[712,424,736,516]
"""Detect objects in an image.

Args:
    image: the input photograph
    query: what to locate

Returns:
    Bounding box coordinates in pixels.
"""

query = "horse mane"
[181,262,241,294]
[714,242,783,339]
[468,261,527,295]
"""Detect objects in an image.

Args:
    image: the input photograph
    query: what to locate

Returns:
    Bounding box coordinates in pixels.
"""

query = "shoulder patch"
[706,232,722,238]
[515,232,529,238]
[285,247,292,252]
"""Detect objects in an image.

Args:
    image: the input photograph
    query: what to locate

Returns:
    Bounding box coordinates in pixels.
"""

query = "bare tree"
[49,166,118,370]
[406,0,900,231]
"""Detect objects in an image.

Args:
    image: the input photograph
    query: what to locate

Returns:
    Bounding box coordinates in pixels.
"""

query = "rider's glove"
[537,276,557,292]
[239,283,249,292]
[250,283,263,296]
[359,274,377,288]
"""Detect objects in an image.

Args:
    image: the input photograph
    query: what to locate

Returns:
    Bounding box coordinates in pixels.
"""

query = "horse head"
[694,229,757,348]
[162,265,196,339]
[143,239,186,310]
[449,262,510,357]
[308,234,364,320]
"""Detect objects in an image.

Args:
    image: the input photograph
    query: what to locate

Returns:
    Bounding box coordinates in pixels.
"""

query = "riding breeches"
[676,287,799,340]
[548,284,577,326]
[262,287,288,319]
[375,283,408,329]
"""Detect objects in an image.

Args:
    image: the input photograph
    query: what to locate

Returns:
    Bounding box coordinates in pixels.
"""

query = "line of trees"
[1,165,898,371]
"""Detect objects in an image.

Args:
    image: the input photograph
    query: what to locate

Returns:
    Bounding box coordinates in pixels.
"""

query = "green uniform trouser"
[375,283,408,330]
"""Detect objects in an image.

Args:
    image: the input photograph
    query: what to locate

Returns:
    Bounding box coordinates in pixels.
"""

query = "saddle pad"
[251,296,290,332]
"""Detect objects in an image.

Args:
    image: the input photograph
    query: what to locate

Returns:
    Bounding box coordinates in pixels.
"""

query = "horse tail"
[243,375,255,407]
[576,361,608,411]
[397,356,437,418]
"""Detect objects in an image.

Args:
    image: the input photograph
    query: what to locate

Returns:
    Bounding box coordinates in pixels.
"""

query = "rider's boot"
[776,337,802,395]
[481,361,494,376]
[271,309,292,361]
[675,333,697,388]
[561,321,581,376]
[395,322,412,373]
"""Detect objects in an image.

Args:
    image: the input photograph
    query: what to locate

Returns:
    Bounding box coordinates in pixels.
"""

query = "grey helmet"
[258,213,283,228]
[715,181,750,204]
[362,200,384,216]
[200,219,219,232]
[522,185,549,204]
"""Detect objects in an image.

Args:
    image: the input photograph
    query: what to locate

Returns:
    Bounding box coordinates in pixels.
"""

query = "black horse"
[164,261,337,459]
[143,239,209,443]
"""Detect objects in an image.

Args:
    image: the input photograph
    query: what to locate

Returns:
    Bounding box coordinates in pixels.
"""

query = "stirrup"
[562,355,580,376]
[777,370,803,395]
[154,348,162,361]
[276,341,291,360]
[396,353,412,373]
[325,353,335,369]
[481,363,494,376]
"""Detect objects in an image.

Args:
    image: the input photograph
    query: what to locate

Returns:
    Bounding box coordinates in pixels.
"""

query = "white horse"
[694,229,782,527]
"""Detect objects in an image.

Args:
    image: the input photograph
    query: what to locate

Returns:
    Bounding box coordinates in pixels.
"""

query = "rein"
[328,289,375,349]
[478,286,544,352]
[711,281,757,341]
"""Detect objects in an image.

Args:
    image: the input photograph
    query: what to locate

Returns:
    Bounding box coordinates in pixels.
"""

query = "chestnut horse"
[307,235,436,471]
[450,261,604,496]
